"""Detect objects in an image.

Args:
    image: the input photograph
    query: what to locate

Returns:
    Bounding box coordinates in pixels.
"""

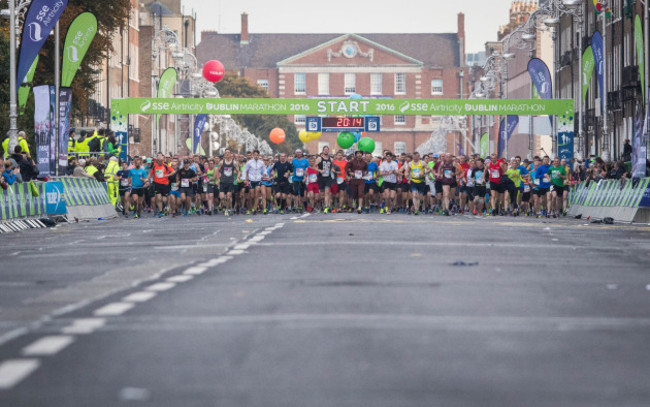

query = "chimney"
[457,12,466,67]
[241,12,249,45]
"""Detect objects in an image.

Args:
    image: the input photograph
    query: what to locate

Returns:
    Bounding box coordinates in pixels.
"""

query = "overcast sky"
[183,0,515,54]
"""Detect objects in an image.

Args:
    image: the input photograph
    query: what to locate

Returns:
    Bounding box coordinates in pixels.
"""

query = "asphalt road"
[1,212,650,406]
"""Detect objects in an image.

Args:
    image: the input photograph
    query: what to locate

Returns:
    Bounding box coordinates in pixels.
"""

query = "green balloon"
[337,132,355,149]
[358,137,375,153]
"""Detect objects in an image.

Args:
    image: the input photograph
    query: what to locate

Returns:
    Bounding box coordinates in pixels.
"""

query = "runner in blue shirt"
[534,155,552,217]
[129,156,149,218]
[291,149,309,212]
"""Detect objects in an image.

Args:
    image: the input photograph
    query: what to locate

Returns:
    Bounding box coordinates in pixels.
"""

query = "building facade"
[197,13,470,155]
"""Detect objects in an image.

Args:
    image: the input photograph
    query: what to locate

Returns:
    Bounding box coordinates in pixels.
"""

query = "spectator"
[10,145,38,182]
[73,159,93,179]
[2,160,19,186]
[106,132,121,157]
[67,157,77,176]
[610,160,628,180]
[622,139,632,162]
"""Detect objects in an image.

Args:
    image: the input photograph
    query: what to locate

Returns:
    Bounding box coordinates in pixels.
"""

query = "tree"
[216,74,302,154]
[0,0,132,153]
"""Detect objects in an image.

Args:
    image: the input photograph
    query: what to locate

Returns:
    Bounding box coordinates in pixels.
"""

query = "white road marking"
[228,249,245,255]
[258,231,271,236]
[167,275,194,283]
[146,282,177,291]
[275,223,285,228]
[94,302,135,316]
[122,291,157,303]
[233,244,250,250]
[210,256,233,265]
[182,267,207,276]
[61,319,105,335]
[22,335,74,356]
[0,359,40,390]
[248,236,265,243]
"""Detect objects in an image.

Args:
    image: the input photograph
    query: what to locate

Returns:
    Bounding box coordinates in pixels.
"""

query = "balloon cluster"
[299,129,322,144]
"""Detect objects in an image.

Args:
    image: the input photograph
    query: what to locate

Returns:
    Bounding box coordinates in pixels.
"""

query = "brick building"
[197,13,470,155]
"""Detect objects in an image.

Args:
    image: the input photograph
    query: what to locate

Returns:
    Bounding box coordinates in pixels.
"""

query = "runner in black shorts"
[272,153,293,213]
[177,159,197,216]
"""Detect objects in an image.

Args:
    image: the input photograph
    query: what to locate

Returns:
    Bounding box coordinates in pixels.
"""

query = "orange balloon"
[269,128,286,144]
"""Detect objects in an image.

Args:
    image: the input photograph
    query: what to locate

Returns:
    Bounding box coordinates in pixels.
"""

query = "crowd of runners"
[115,146,575,219]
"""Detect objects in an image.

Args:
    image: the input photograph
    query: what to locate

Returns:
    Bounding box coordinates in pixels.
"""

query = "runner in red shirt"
[487,153,505,215]
[149,153,176,217]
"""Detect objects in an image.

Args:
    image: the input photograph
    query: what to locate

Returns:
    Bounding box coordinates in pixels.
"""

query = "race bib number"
[475,172,483,181]
[543,175,550,183]
[444,169,453,179]
[413,168,421,177]
[491,169,500,179]
[524,185,531,192]
[224,167,232,177]
[534,179,540,186]
[203,184,208,193]
[120,179,129,187]
[181,179,190,188]
[171,182,179,191]
[364,172,373,181]
[354,170,363,179]
[323,169,330,177]
[337,177,344,185]
[309,173,318,183]
[552,170,559,179]
[296,168,304,177]
[155,169,164,179]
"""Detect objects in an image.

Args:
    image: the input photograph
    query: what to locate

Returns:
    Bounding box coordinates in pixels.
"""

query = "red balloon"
[269,128,286,144]
[203,60,225,83]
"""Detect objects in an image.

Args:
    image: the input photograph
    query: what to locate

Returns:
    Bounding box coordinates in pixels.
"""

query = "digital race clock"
[321,117,365,130]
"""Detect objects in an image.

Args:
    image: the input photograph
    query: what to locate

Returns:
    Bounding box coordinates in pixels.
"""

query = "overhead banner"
[497,115,519,157]
[33,85,52,176]
[635,15,645,104]
[112,98,575,117]
[18,56,39,115]
[592,31,605,113]
[480,133,489,158]
[582,46,595,102]
[58,87,73,174]
[194,114,208,154]
[61,12,98,87]
[17,0,68,92]
[528,58,553,126]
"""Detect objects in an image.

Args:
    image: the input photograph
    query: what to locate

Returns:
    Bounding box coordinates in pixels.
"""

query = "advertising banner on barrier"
[34,85,52,176]
[193,114,208,154]
[61,12,97,87]
[112,98,575,117]
[497,115,519,157]
[16,0,68,92]
[45,181,66,215]
[58,87,73,174]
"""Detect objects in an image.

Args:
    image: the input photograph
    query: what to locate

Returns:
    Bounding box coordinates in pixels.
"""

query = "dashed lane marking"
[61,319,105,335]
[22,335,74,356]
[182,267,207,276]
[145,282,177,291]
[227,249,246,255]
[167,275,194,283]
[0,359,40,390]
[94,302,135,317]
[122,291,158,303]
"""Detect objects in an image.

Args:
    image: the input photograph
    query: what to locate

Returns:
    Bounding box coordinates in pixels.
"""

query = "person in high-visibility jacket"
[75,131,90,158]
[85,159,99,181]
[104,156,120,206]
[2,131,30,159]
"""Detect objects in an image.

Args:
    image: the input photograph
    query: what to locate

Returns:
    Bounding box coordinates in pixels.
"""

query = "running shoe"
[263,208,268,215]
[134,213,139,219]
[158,212,164,218]
[357,207,362,214]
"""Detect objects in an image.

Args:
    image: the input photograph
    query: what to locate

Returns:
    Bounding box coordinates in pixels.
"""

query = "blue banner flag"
[17,0,68,92]
[527,58,553,126]
[591,31,605,113]
[497,115,519,157]
[194,114,208,154]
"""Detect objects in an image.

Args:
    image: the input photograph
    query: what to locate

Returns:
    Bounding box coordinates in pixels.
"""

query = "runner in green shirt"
[549,157,567,217]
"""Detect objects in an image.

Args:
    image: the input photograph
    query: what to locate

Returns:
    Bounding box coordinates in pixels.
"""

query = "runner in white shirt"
[243,150,267,214]
[379,152,399,214]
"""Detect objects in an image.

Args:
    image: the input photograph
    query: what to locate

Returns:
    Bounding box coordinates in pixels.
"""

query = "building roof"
[196,32,461,69]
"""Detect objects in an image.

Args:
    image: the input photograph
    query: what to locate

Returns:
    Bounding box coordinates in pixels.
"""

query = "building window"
[318,141,330,152]
[371,73,382,95]
[394,142,406,155]
[372,141,383,156]
[344,73,356,94]
[294,73,306,94]
[432,79,443,95]
[318,73,329,95]
[394,115,406,125]
[395,73,406,94]
[257,79,269,91]
[294,115,306,125]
